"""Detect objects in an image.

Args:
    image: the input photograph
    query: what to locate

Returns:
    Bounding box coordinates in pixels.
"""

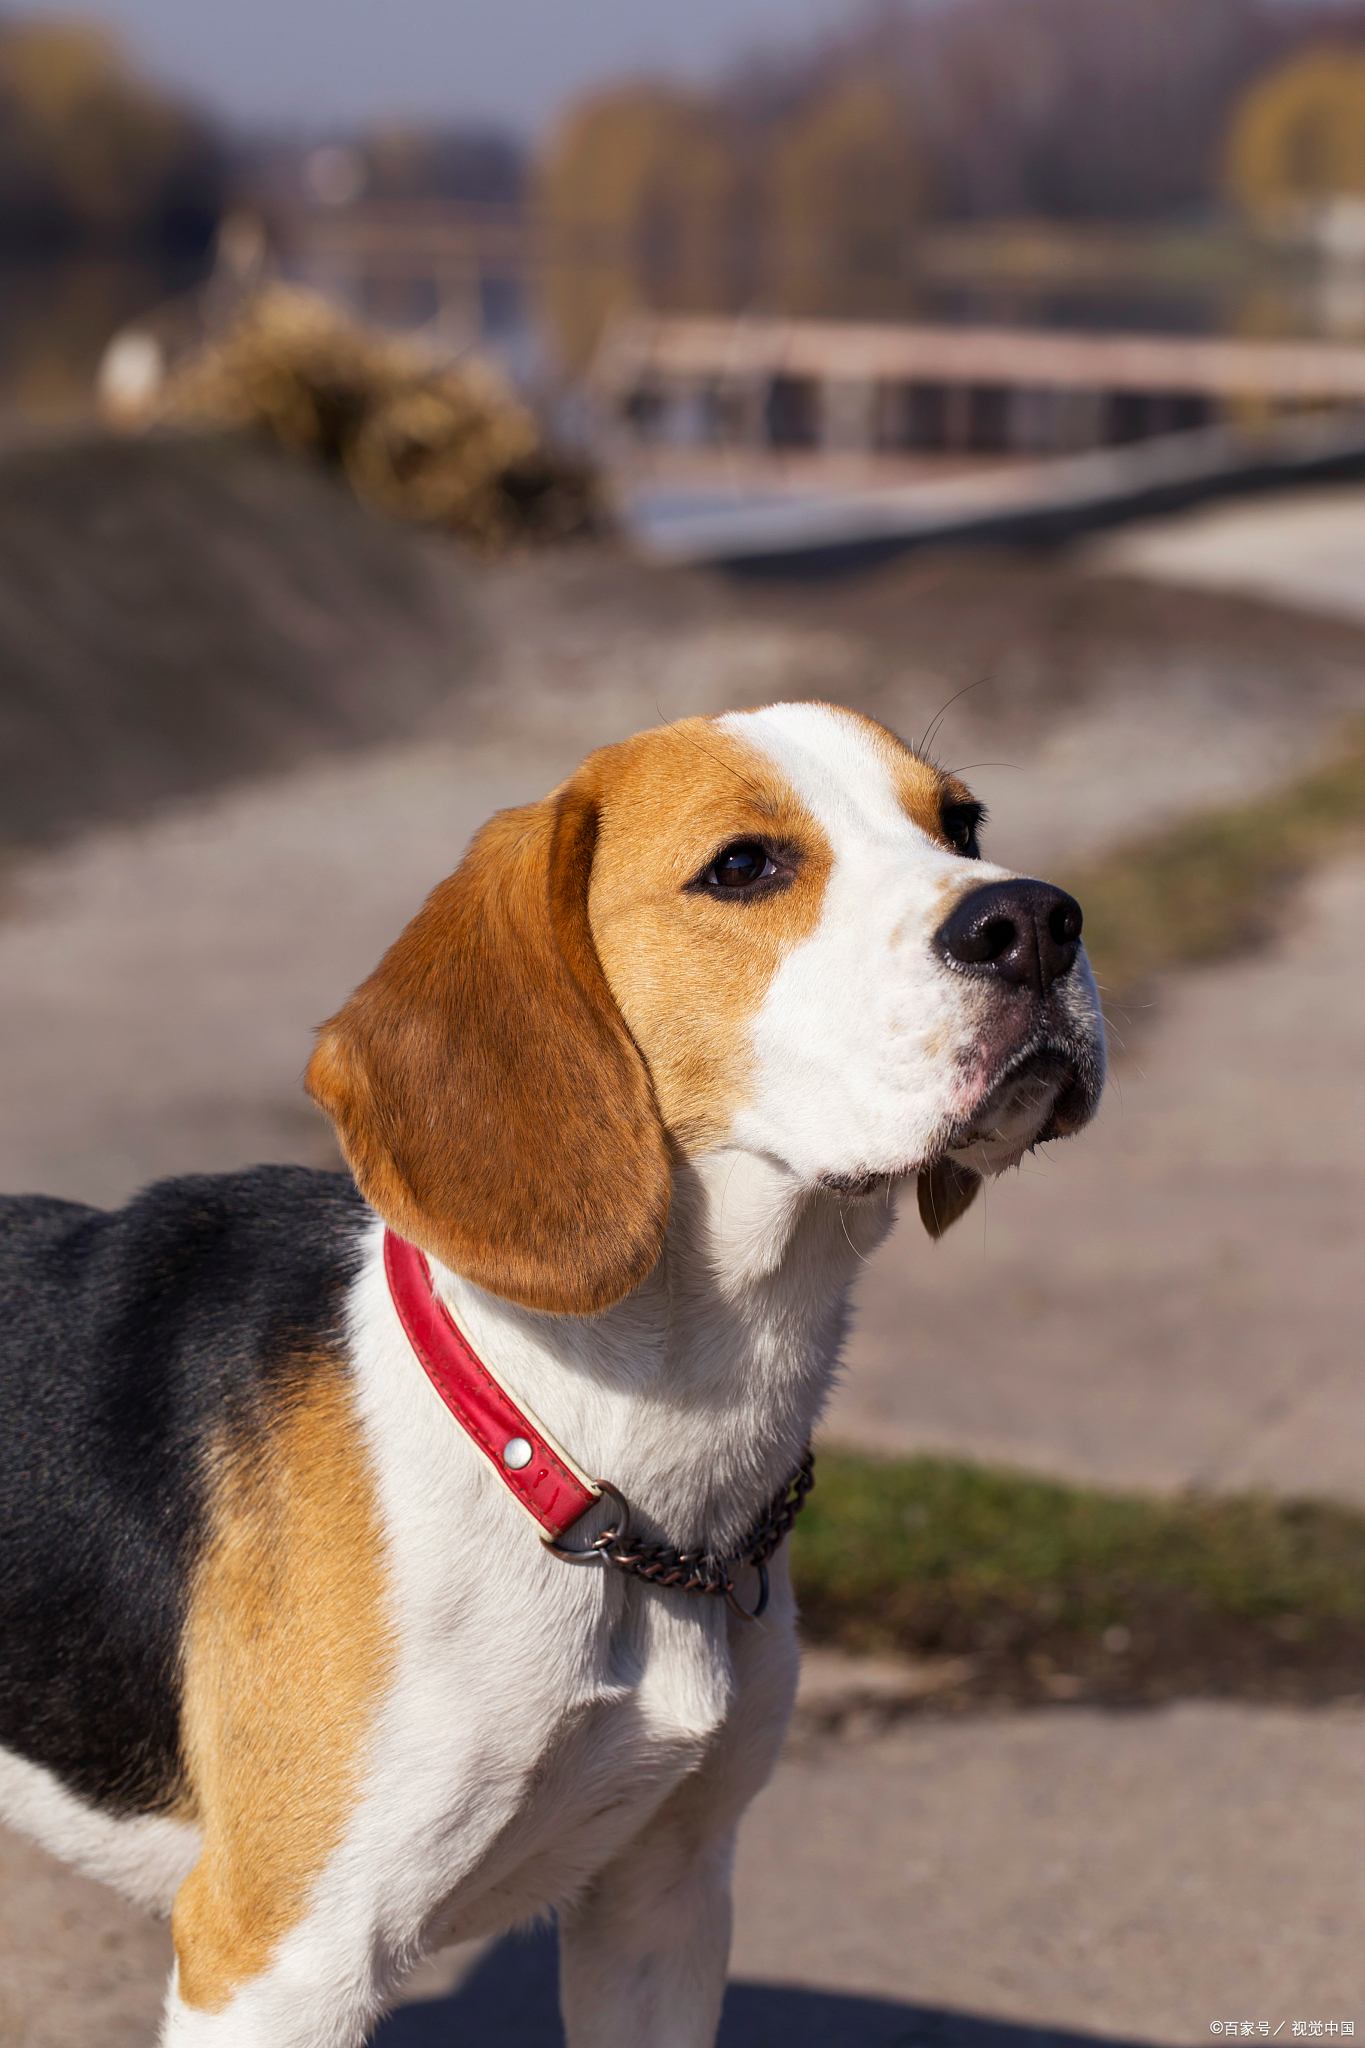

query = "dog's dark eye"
[942,803,984,860]
[702,842,777,890]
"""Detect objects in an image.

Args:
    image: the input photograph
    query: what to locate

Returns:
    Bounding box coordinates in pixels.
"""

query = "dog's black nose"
[936,880,1083,997]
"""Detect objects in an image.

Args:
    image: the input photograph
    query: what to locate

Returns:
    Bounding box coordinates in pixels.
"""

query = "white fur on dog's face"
[712,703,1104,1192]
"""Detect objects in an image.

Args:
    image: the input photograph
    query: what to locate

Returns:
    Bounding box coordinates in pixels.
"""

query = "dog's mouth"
[944,1038,1097,1171]
[894,1039,1101,1238]
[818,1168,895,1201]
[816,1026,1104,1215]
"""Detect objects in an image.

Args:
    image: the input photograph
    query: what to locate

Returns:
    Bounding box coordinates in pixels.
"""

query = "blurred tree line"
[0,17,223,260]
[540,0,1365,367]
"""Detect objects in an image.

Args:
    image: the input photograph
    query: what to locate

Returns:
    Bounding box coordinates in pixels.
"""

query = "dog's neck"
[430,1151,899,1552]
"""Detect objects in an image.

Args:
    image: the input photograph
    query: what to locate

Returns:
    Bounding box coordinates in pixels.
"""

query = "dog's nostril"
[1048,902,1083,947]
[978,916,1017,963]
[940,912,1018,966]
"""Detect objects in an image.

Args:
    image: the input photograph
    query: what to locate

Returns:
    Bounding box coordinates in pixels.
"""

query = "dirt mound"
[0,429,480,851]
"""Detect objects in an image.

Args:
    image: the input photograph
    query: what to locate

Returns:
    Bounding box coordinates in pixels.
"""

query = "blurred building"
[273,197,530,358]
[229,124,533,370]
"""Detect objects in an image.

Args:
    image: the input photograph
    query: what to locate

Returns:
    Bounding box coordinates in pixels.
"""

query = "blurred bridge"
[593,312,1365,460]
[590,314,1365,570]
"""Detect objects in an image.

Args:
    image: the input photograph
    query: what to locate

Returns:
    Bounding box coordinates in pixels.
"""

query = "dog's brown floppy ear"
[306,778,670,1315]
[917,1158,981,1240]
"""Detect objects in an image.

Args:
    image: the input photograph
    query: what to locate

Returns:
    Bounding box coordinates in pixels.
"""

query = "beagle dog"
[0,703,1104,2047]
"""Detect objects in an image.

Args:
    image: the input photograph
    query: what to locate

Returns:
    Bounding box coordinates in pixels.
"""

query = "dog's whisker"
[919,675,987,761]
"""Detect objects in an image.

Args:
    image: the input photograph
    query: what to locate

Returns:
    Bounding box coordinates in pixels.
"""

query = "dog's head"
[307,704,1104,1313]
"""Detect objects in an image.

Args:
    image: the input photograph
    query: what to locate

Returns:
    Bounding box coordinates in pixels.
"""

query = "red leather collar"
[383,1228,600,1542]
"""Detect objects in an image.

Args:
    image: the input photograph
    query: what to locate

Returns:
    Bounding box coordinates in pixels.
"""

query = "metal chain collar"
[545,1446,815,1621]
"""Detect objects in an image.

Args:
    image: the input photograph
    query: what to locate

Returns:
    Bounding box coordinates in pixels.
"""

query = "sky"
[15,0,857,136]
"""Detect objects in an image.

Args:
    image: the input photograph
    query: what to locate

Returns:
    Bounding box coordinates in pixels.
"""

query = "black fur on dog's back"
[0,1166,369,1816]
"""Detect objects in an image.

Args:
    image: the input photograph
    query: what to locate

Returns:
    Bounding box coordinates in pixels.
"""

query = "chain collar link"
[545,1447,815,1620]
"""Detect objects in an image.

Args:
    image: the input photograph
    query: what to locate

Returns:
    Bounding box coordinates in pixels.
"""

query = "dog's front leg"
[159,1941,387,2048]
[160,1977,379,2048]
[157,1851,397,2048]
[558,1781,738,2048]
[559,1593,799,2048]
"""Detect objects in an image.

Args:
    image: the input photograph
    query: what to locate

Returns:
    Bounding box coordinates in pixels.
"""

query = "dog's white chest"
[362,1576,736,1949]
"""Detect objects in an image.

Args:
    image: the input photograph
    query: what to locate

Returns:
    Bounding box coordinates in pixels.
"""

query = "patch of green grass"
[1062,725,1365,999]
[791,1452,1365,1704]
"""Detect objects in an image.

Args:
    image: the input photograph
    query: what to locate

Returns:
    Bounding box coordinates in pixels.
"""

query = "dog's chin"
[815,1041,1102,1201]
[817,1169,898,1203]
[944,1045,1088,1176]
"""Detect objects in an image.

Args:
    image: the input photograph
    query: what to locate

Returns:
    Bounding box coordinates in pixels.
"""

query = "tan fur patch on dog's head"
[585,717,832,1152]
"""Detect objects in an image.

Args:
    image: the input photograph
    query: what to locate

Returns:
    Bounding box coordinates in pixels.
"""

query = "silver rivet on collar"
[502,1437,533,1470]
